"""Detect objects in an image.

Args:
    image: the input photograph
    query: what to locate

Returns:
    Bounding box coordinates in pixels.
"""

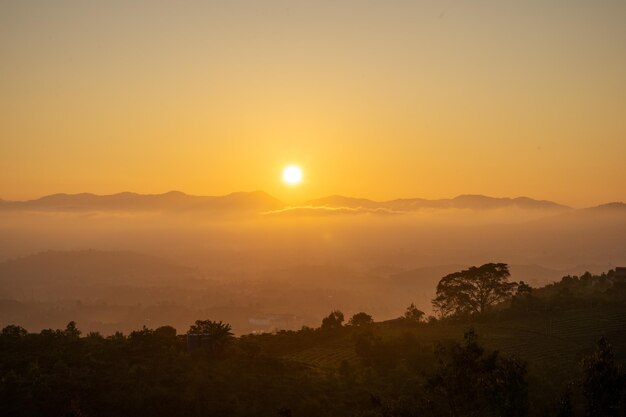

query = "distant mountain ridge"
[0,190,284,213]
[1,191,622,214]
[305,194,572,212]
[584,202,626,212]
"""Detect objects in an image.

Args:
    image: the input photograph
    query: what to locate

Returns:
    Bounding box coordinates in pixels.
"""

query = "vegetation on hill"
[1,266,625,416]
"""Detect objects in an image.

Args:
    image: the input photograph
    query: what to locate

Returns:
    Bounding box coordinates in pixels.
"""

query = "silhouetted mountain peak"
[585,202,626,212]
[0,191,284,213]
[304,194,571,212]
[451,194,570,210]
[5,191,621,216]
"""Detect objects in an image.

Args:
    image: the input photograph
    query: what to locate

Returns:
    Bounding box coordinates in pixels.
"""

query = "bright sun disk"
[282,165,303,185]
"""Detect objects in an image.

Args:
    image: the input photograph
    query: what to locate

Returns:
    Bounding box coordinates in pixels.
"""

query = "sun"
[282,165,303,185]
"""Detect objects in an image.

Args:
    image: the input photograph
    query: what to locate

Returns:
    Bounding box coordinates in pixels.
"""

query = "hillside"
[305,194,572,212]
[387,264,616,291]
[0,191,284,213]
[0,192,583,214]
[278,306,626,376]
[2,267,625,416]
[253,288,626,411]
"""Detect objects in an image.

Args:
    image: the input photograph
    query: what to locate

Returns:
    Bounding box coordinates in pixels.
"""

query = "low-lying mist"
[1,203,624,334]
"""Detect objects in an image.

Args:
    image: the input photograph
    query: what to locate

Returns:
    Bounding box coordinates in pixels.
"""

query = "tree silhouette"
[64,321,81,338]
[426,329,528,417]
[348,312,373,326]
[187,320,234,352]
[154,325,177,339]
[516,281,532,296]
[581,337,625,417]
[321,310,344,329]
[1,325,27,339]
[432,263,517,317]
[403,303,425,322]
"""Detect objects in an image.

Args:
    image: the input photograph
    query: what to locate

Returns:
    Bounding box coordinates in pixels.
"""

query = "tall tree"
[64,321,82,338]
[187,320,234,352]
[321,310,344,329]
[581,337,625,417]
[432,263,517,317]
[403,303,425,322]
[348,312,373,327]
[1,325,27,339]
[425,329,528,417]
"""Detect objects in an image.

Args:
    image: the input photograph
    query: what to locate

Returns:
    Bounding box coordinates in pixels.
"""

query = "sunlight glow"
[282,165,303,185]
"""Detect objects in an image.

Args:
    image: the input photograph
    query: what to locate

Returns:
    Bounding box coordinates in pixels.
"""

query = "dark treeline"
[1,265,625,417]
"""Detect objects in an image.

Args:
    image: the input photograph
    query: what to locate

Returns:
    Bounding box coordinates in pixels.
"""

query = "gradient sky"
[1,1,625,206]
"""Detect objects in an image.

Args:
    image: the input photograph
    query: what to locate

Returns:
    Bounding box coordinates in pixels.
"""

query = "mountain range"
[0,191,623,214]
[0,191,283,213]
[303,194,572,212]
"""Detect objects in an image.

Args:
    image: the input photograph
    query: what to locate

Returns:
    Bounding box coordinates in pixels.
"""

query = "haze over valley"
[1,190,623,334]
[2,2,626,415]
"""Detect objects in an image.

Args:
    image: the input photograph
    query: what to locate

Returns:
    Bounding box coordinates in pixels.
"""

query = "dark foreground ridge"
[1,267,625,417]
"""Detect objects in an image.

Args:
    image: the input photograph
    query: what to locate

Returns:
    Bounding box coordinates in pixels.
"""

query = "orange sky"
[1,1,625,207]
